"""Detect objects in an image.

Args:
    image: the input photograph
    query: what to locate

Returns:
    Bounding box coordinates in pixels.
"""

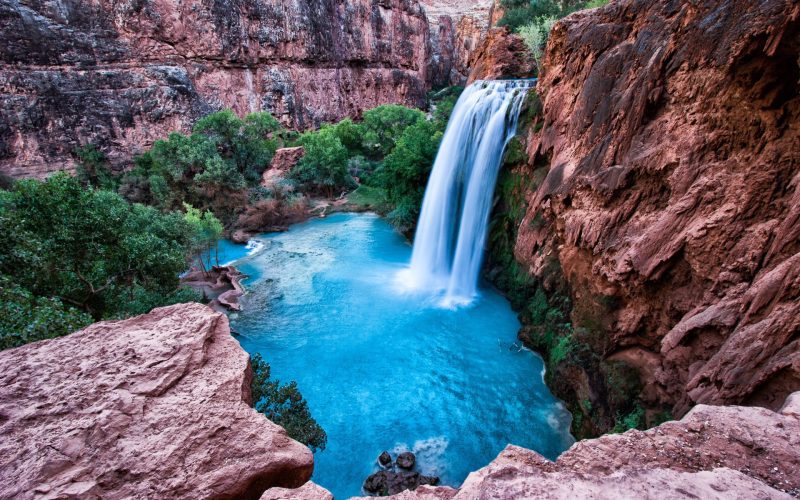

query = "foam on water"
[228,213,573,498]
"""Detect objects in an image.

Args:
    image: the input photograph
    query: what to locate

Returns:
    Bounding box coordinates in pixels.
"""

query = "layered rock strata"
[501,0,800,432]
[0,303,314,499]
[0,0,432,178]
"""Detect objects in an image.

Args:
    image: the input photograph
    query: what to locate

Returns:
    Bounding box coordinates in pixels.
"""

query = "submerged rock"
[396,451,417,469]
[0,303,314,498]
[363,470,440,496]
[379,451,393,468]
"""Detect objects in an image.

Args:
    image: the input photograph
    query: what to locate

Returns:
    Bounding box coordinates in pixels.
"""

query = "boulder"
[396,451,416,469]
[260,481,333,500]
[379,451,393,467]
[364,470,440,496]
[0,303,314,499]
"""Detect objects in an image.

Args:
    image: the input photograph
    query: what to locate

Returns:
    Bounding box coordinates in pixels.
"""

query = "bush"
[75,144,118,190]
[517,16,558,68]
[368,119,443,230]
[250,353,327,452]
[0,276,92,350]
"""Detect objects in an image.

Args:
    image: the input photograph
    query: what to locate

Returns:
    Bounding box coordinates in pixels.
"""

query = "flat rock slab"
[0,303,313,499]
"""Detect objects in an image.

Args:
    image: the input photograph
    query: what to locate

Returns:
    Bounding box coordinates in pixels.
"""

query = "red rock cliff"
[502,0,799,434]
[0,0,434,178]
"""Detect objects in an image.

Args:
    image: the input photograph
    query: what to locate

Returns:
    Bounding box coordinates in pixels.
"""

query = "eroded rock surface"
[370,394,800,498]
[0,303,314,499]
[508,0,799,431]
[467,27,535,84]
[0,0,432,178]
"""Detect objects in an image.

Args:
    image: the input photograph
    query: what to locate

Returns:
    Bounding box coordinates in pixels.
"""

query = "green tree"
[250,353,327,452]
[0,173,198,320]
[0,276,93,350]
[361,105,426,157]
[183,203,224,273]
[75,144,118,190]
[194,109,282,183]
[290,127,355,197]
[371,120,442,228]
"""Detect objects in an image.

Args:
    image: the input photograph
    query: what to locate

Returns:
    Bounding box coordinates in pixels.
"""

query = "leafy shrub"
[75,144,118,190]
[362,105,426,157]
[250,353,327,452]
[517,16,558,68]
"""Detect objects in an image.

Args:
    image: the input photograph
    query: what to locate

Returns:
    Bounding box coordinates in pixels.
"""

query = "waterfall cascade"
[405,79,535,305]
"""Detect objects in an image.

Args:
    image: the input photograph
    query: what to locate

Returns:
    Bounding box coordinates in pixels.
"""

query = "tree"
[183,203,224,273]
[74,144,118,190]
[194,109,282,183]
[0,275,92,350]
[0,173,199,320]
[371,120,443,228]
[290,127,355,197]
[361,105,426,157]
[250,353,327,452]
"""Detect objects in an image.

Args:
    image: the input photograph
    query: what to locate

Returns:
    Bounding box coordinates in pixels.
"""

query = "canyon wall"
[0,0,433,178]
[491,0,799,436]
[0,0,498,180]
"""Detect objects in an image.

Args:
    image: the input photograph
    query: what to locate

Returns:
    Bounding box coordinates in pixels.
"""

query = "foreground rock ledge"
[363,393,800,499]
[0,303,316,499]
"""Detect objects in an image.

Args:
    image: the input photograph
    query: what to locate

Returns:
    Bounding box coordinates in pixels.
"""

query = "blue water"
[228,213,573,498]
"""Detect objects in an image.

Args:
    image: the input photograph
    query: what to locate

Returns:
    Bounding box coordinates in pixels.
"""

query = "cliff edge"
[0,303,320,499]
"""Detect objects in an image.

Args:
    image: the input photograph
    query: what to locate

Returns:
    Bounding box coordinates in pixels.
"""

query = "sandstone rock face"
[371,394,800,498]
[0,0,432,178]
[260,481,333,500]
[466,27,535,83]
[0,303,314,499]
[420,0,495,85]
[262,147,305,189]
[515,0,799,423]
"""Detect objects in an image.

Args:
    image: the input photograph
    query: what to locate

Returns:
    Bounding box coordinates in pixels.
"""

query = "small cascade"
[406,79,535,305]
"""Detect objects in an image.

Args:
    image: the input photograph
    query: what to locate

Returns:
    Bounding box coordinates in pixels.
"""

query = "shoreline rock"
[181,265,247,312]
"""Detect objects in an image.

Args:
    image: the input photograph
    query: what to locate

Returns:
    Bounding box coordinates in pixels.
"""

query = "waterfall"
[406,79,534,305]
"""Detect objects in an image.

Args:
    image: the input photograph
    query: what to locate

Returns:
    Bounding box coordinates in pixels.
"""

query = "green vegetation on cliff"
[250,353,327,452]
[499,0,610,69]
[485,89,657,439]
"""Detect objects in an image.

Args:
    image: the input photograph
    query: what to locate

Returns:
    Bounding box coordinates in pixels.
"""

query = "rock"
[0,0,433,178]
[0,303,314,498]
[505,0,800,431]
[262,147,306,190]
[232,229,255,244]
[362,394,800,498]
[467,27,536,83]
[260,481,333,500]
[397,451,417,469]
[364,470,440,496]
[379,451,393,467]
[181,265,247,312]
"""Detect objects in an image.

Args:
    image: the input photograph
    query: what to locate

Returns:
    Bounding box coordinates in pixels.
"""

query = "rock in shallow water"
[0,303,315,499]
[379,451,393,468]
[396,451,416,470]
[363,470,440,496]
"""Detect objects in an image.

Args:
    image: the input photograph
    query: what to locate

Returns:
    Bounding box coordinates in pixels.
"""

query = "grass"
[347,185,388,209]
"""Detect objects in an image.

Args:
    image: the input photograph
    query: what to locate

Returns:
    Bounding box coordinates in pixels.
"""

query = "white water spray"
[405,79,534,305]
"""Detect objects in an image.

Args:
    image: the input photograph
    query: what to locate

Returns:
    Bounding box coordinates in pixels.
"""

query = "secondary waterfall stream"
[406,79,535,305]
